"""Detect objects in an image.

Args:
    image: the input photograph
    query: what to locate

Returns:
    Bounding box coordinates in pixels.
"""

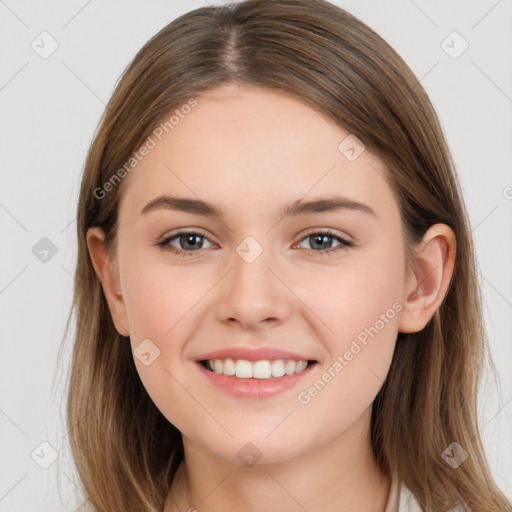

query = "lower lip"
[196,361,317,399]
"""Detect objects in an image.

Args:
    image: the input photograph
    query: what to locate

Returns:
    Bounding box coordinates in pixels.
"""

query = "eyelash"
[156,229,353,257]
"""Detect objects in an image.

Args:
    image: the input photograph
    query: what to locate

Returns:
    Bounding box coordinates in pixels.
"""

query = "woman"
[64,1,512,510]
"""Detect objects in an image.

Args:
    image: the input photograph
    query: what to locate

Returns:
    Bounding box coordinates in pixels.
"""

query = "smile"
[197,358,318,399]
[201,358,313,379]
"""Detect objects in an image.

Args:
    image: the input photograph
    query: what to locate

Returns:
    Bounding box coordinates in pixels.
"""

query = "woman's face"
[103,82,412,463]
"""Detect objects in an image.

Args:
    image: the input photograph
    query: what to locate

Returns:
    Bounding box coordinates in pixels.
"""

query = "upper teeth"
[206,358,309,379]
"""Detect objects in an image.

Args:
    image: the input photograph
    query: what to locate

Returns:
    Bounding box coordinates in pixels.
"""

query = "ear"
[398,224,456,333]
[86,227,130,336]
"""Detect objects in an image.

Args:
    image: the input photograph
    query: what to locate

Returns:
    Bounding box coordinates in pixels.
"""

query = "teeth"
[205,358,310,379]
[285,360,296,375]
[271,359,285,377]
[235,359,253,378]
[223,358,236,376]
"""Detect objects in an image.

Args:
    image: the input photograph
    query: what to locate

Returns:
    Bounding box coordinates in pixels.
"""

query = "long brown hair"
[59,0,511,510]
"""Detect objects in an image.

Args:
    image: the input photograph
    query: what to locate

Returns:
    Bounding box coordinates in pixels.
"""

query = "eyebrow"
[139,194,377,219]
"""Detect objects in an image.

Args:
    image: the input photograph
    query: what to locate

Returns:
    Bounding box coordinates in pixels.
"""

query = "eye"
[157,231,213,256]
[295,230,353,255]
[156,229,353,257]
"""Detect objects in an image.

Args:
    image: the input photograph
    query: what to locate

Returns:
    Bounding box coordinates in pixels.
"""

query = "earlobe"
[86,227,130,336]
[398,224,456,333]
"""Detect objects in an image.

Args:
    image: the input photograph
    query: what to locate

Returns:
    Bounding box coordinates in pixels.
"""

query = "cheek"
[292,255,404,443]
[300,250,405,351]
[120,262,209,432]
[122,258,214,344]
[292,249,405,431]
[120,259,218,404]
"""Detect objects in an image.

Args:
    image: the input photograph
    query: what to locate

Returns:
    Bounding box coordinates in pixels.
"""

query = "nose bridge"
[215,234,290,327]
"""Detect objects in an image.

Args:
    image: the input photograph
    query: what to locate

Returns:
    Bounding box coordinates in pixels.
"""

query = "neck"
[164,407,391,512]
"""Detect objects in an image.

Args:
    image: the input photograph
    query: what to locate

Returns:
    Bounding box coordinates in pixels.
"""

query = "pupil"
[183,234,201,250]
[312,234,332,250]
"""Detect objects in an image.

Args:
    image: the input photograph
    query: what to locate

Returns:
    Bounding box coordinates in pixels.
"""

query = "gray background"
[0,0,511,510]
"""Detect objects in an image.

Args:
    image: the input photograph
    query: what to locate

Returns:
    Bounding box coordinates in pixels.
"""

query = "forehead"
[118,83,397,224]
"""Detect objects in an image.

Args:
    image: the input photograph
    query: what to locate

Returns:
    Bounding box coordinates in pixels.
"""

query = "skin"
[87,82,456,512]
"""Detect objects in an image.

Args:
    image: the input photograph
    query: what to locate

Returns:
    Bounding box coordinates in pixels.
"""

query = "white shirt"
[385,474,467,512]
[384,475,422,511]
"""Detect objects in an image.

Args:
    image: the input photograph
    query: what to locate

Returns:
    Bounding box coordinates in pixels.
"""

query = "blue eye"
[296,231,353,254]
[157,232,213,256]
[156,229,353,257]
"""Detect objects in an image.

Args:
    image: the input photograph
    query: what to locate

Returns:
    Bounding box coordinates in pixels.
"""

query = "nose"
[215,243,292,330]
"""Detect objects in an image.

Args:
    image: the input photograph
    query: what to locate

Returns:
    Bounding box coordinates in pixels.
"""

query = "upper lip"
[196,346,316,362]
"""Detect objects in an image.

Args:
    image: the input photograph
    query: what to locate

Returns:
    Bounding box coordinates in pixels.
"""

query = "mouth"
[199,358,318,379]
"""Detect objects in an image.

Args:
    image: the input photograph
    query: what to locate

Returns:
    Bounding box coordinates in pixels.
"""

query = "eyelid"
[158,227,214,242]
[300,227,353,243]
